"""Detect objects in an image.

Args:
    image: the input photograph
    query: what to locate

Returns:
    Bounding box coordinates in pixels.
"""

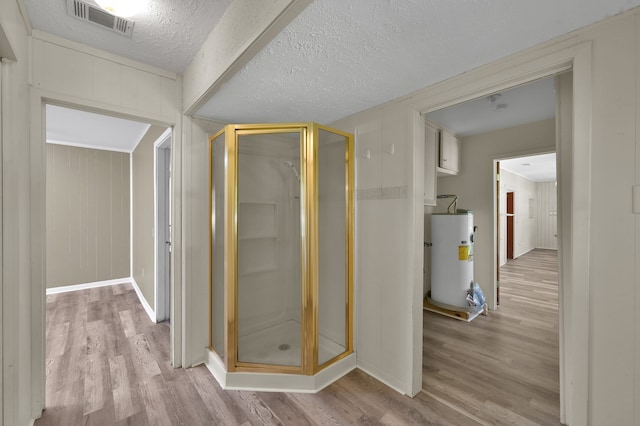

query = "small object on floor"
[423,291,484,322]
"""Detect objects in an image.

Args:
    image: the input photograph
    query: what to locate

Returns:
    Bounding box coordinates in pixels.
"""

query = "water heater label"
[458,245,469,261]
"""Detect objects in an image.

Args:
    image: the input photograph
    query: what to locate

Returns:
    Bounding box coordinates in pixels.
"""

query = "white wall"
[585,13,638,423]
[332,105,415,394]
[182,117,224,367]
[1,1,32,424]
[499,169,558,264]
[498,168,538,263]
[536,181,558,249]
[439,119,556,306]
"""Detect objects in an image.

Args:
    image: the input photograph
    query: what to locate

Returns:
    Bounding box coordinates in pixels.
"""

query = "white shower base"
[238,320,345,366]
[205,320,355,392]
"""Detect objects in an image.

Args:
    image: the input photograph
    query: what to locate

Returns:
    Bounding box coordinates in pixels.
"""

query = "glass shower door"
[236,130,303,368]
[317,127,352,366]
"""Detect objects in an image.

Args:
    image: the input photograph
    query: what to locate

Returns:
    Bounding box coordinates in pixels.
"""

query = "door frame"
[154,128,172,322]
[29,90,183,415]
[409,41,592,425]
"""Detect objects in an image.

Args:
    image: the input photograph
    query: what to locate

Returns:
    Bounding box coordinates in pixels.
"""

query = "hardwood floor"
[37,249,559,425]
[37,283,474,425]
[423,249,561,425]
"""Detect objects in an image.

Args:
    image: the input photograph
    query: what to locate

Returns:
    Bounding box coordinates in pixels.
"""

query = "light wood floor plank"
[37,251,559,425]
[423,248,561,426]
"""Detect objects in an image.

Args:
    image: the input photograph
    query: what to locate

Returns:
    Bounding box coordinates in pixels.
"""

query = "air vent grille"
[67,0,135,37]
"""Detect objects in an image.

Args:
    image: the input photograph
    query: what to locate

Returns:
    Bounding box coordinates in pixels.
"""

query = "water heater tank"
[430,212,474,308]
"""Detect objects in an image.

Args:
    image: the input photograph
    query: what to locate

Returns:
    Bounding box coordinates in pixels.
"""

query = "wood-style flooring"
[423,248,561,425]
[36,283,473,425]
[37,248,559,425]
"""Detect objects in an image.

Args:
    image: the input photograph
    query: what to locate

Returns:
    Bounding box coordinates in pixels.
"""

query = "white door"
[155,130,171,322]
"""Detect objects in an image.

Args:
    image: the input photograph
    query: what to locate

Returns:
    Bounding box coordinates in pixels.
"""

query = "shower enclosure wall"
[207,123,354,391]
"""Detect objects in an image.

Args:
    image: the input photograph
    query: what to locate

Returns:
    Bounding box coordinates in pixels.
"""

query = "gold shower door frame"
[209,122,354,376]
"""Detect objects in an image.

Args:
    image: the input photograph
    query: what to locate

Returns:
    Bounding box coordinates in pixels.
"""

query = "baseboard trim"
[131,277,157,323]
[46,278,131,295]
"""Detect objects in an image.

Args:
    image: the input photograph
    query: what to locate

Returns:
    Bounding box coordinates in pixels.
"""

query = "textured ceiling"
[196,0,640,124]
[24,0,640,135]
[24,0,233,73]
[46,104,152,152]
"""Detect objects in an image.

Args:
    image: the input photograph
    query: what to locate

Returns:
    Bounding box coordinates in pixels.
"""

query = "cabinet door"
[439,130,460,173]
[424,122,438,205]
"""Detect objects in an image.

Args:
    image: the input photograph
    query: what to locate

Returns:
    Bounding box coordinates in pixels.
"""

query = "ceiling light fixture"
[95,0,146,18]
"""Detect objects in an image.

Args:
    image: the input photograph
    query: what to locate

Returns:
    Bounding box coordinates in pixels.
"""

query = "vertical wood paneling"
[31,34,179,125]
[536,181,558,249]
[112,153,130,279]
[46,145,130,287]
[92,56,122,106]
[499,169,537,258]
[96,150,112,280]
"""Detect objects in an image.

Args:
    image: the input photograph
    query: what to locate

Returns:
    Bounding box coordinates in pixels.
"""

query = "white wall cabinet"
[438,129,460,175]
[424,122,438,205]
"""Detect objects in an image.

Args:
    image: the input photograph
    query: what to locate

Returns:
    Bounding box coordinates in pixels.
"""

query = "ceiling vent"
[67,0,135,37]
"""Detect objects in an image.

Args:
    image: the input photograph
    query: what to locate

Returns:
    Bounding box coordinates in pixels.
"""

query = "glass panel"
[210,131,226,362]
[317,129,348,365]
[236,131,302,367]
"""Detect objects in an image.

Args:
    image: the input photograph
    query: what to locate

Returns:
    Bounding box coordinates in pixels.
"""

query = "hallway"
[37,283,475,425]
[422,249,560,425]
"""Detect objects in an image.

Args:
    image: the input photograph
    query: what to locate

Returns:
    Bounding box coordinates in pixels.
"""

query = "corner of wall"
[131,277,156,323]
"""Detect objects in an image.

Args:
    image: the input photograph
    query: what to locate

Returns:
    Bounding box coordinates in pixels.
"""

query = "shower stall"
[207,123,354,391]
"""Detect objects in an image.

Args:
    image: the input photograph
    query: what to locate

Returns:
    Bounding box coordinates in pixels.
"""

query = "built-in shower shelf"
[238,235,278,275]
[238,201,277,239]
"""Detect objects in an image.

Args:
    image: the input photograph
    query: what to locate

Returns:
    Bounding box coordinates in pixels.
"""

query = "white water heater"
[431,212,474,308]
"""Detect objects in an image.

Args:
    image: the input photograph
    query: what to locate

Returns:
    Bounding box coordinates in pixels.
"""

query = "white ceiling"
[500,153,557,182]
[425,77,556,138]
[27,1,640,148]
[195,0,640,124]
[24,0,233,73]
[46,104,151,152]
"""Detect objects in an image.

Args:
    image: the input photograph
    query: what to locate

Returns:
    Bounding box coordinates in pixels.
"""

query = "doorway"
[41,103,174,412]
[155,129,172,322]
[421,75,564,423]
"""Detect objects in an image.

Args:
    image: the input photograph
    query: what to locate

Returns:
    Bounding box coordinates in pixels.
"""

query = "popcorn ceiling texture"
[24,0,233,73]
[196,0,640,124]
[24,0,640,124]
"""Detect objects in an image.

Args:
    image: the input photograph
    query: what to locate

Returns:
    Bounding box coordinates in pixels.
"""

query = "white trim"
[130,148,134,280]
[32,30,178,80]
[46,277,131,295]
[45,138,134,153]
[357,361,407,395]
[204,349,356,393]
[154,128,172,322]
[131,277,156,322]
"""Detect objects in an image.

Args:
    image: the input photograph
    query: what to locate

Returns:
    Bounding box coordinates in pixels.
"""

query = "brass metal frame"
[209,122,354,376]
